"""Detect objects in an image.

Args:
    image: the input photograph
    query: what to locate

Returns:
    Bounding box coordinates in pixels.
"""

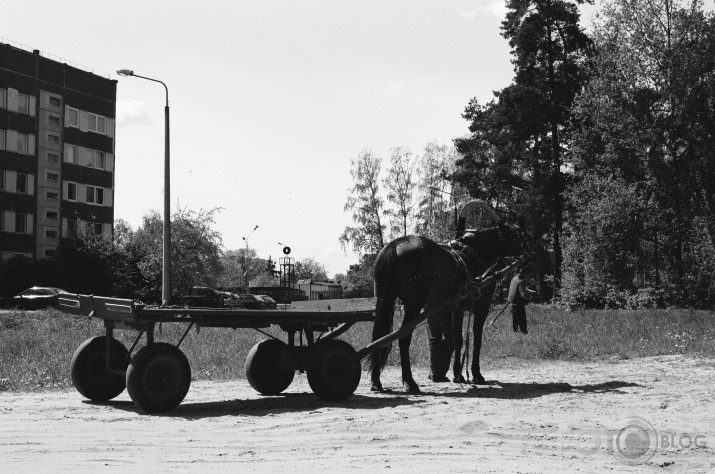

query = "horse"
[368,223,530,393]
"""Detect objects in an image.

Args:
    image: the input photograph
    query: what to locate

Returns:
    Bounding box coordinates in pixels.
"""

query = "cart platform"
[58,293,374,329]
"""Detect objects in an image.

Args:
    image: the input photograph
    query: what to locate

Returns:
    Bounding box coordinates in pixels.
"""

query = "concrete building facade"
[0,41,116,260]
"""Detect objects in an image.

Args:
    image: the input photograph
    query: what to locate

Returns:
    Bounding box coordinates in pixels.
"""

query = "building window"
[46,211,59,221]
[88,150,106,169]
[45,249,56,258]
[0,170,4,191]
[48,133,60,144]
[67,182,77,201]
[46,191,59,201]
[0,212,3,231]
[45,229,58,239]
[48,114,61,126]
[88,222,103,236]
[65,144,78,164]
[15,213,26,233]
[67,107,79,128]
[16,174,27,194]
[66,219,77,238]
[17,133,29,154]
[86,186,104,205]
[47,172,59,183]
[0,88,6,109]
[47,153,59,164]
[18,93,30,115]
[88,113,106,134]
[0,130,4,150]
[49,97,61,107]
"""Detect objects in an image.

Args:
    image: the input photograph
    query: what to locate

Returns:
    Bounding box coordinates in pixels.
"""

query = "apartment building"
[0,41,116,260]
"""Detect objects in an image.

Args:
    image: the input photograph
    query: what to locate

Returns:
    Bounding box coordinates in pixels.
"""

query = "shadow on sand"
[90,391,422,419]
[423,380,644,400]
[85,380,643,418]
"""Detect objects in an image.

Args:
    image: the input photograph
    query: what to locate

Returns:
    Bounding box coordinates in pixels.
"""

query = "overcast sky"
[3,1,545,277]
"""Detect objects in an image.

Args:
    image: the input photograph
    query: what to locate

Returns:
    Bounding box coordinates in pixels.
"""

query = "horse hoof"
[474,377,488,385]
[404,383,422,394]
[453,375,467,384]
[370,384,384,392]
[428,375,450,383]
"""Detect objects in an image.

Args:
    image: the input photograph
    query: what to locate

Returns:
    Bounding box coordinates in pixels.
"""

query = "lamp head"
[117,69,134,77]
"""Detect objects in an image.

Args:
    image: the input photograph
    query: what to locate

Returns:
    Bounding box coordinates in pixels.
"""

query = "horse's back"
[374,235,453,295]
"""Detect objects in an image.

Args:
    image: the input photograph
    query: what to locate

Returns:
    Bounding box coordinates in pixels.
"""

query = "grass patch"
[0,303,713,392]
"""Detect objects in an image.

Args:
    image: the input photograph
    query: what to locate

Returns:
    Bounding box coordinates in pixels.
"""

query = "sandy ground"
[1,354,714,473]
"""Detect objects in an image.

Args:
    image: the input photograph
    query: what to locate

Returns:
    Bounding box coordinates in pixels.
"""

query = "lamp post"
[117,69,171,305]
[242,225,259,290]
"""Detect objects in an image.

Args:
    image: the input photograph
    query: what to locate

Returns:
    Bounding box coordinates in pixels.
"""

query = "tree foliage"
[129,207,223,302]
[340,254,376,298]
[294,257,329,282]
[340,150,386,255]
[383,147,418,239]
[455,0,593,294]
[414,142,464,242]
[563,0,715,307]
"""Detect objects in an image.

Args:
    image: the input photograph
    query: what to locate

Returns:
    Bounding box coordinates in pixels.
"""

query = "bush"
[559,285,664,310]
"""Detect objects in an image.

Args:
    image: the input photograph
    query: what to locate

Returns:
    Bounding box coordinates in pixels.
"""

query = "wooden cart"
[59,294,374,413]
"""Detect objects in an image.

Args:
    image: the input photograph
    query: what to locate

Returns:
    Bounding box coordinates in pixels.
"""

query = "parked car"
[222,292,242,308]
[236,293,267,310]
[255,295,278,309]
[180,287,225,308]
[12,287,68,310]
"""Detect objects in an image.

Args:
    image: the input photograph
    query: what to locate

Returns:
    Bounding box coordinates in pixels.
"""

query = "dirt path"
[1,355,714,473]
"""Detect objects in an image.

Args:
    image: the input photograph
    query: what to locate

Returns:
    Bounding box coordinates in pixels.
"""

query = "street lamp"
[242,225,259,290]
[117,69,171,305]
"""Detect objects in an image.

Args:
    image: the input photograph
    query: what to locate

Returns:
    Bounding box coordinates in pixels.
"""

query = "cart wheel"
[307,339,361,401]
[71,336,129,402]
[245,339,295,395]
[126,343,191,413]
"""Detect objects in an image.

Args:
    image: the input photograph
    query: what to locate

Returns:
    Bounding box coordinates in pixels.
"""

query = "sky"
[2,1,542,277]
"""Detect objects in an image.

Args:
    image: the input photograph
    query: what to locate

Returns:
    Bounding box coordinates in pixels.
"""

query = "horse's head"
[452,200,532,266]
[455,222,532,262]
[496,222,532,259]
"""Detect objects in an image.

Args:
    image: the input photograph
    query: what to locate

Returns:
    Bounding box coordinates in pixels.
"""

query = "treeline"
[0,207,332,304]
[341,0,715,308]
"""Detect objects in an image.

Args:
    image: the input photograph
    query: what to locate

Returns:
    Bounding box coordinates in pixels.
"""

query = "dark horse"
[368,224,530,393]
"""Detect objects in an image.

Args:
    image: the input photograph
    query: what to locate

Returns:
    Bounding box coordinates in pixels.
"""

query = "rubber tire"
[307,339,361,401]
[245,339,295,395]
[126,343,191,413]
[71,336,129,402]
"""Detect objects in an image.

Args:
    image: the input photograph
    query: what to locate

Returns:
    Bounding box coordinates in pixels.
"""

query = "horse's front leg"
[452,310,467,383]
[470,288,495,384]
[398,331,420,393]
[470,312,487,384]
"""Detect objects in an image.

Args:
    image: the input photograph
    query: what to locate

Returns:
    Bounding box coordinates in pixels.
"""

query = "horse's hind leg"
[399,300,422,394]
[369,291,396,392]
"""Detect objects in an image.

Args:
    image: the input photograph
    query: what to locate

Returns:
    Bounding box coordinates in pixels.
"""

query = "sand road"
[1,354,714,473]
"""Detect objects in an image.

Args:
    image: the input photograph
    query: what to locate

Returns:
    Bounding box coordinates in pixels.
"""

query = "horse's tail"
[368,245,397,375]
